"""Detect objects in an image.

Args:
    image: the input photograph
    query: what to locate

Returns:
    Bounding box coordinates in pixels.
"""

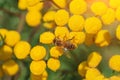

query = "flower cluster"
[18,0,43,27]
[78,52,120,80]
[1,0,120,80]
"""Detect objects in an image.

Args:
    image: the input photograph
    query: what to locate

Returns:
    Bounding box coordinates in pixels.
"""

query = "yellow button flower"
[43,22,55,29]
[116,7,120,21]
[85,68,101,80]
[85,33,94,46]
[47,58,60,72]
[94,74,105,80]
[50,46,63,58]
[40,31,55,44]
[91,2,108,16]
[54,9,69,26]
[2,59,19,76]
[26,11,42,27]
[78,61,88,77]
[87,52,102,68]
[14,41,31,59]
[5,31,21,47]
[55,27,69,40]
[69,0,87,15]
[52,0,66,8]
[30,60,46,75]
[18,0,27,10]
[109,0,120,9]
[0,45,13,61]
[0,28,8,38]
[43,11,56,22]
[30,45,46,61]
[84,17,102,34]
[101,8,115,25]
[116,25,120,40]
[109,55,120,71]
[110,76,120,80]
[68,15,85,31]
[69,32,86,45]
[95,30,111,47]
[31,71,48,80]
[26,0,40,6]
[27,2,43,11]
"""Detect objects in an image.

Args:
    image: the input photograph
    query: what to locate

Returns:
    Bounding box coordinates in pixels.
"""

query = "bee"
[53,36,76,50]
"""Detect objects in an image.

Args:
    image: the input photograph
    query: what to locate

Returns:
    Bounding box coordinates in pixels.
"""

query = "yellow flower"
[68,15,85,31]
[95,30,111,47]
[26,0,40,6]
[54,9,69,26]
[94,74,105,80]
[54,27,69,40]
[78,61,88,77]
[26,11,42,27]
[91,2,108,16]
[50,46,63,58]
[27,2,43,11]
[30,60,46,75]
[84,17,102,34]
[85,68,101,80]
[0,28,8,38]
[116,25,120,40]
[52,0,66,8]
[0,45,13,61]
[69,32,86,44]
[109,0,120,8]
[110,76,120,80]
[2,59,19,76]
[5,31,21,47]
[116,7,120,21]
[47,58,60,72]
[69,0,87,15]
[109,55,120,71]
[43,22,55,29]
[85,33,94,46]
[43,11,56,22]
[30,45,46,61]
[101,8,115,25]
[14,41,31,59]
[18,0,27,10]
[31,70,48,80]
[40,31,55,44]
[87,52,102,68]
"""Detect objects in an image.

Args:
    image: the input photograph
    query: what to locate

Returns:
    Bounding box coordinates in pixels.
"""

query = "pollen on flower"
[101,8,115,25]
[40,31,55,44]
[87,52,102,68]
[26,11,42,27]
[54,9,69,26]
[68,15,85,31]
[2,59,19,76]
[30,45,46,61]
[14,41,31,59]
[95,30,111,47]
[91,1,108,16]
[50,46,63,58]
[47,58,60,72]
[85,68,101,80]
[84,17,102,34]
[109,55,120,72]
[5,31,21,47]
[69,0,87,15]
[30,60,46,75]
